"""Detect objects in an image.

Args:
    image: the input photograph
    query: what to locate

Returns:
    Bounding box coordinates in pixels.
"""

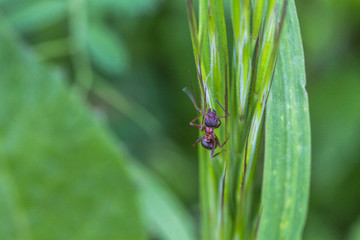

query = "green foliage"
[0,22,145,239]
[0,0,359,239]
[0,0,199,239]
[131,162,196,240]
[8,1,66,32]
[87,25,128,75]
[259,0,310,239]
[187,0,310,239]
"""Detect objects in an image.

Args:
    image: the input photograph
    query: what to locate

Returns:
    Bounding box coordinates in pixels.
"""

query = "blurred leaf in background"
[0,0,198,239]
[87,24,128,75]
[0,21,145,239]
[7,1,66,33]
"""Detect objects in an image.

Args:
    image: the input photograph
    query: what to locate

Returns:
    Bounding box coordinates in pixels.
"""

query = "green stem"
[68,0,92,96]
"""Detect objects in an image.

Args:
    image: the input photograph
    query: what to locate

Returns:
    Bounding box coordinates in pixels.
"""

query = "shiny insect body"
[184,88,230,158]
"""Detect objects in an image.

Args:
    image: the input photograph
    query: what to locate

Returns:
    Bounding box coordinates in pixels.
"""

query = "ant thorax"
[204,126,214,135]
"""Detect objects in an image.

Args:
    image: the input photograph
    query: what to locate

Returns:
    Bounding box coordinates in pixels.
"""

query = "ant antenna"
[216,98,230,117]
[183,87,205,114]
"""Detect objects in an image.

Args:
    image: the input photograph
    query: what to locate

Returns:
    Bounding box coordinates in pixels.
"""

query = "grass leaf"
[258,0,311,239]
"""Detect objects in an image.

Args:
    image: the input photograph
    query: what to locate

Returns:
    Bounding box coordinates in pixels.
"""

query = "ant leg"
[190,115,203,129]
[210,142,216,158]
[211,149,228,158]
[211,134,230,158]
[214,134,230,148]
[215,118,222,129]
[193,135,205,147]
[200,111,206,130]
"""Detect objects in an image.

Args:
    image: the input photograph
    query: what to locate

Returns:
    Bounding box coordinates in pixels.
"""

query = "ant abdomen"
[201,139,214,150]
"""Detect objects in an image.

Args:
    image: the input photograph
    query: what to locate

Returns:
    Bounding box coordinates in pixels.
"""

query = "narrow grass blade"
[186,0,200,63]
[258,0,311,239]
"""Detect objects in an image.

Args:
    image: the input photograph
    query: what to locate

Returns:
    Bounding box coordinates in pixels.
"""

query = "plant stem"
[68,0,92,97]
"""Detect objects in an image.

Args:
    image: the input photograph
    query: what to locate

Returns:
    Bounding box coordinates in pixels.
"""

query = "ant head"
[207,109,217,116]
[205,109,218,127]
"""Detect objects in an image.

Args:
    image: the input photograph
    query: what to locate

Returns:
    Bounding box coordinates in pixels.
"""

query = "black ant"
[183,88,230,158]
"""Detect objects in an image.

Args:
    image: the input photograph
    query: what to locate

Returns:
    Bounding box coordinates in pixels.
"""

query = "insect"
[183,87,230,158]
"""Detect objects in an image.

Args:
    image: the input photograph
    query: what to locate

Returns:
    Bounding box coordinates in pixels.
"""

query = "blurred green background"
[0,0,359,239]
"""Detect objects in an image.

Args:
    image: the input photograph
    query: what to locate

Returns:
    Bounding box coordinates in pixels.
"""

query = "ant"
[183,88,230,158]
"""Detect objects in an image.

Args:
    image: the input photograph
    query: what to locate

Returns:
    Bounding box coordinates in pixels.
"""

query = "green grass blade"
[186,0,199,63]
[252,0,265,39]
[258,0,311,239]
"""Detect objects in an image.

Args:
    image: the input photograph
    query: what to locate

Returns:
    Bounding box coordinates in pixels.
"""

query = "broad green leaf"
[87,25,128,75]
[259,0,311,239]
[0,22,145,239]
[131,162,196,240]
[8,0,66,32]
